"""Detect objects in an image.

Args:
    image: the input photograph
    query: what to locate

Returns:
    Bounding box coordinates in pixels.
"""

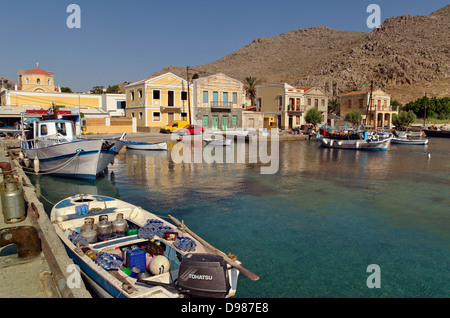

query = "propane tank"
[1,179,26,224]
[112,213,127,238]
[80,223,97,244]
[81,217,97,233]
[97,215,111,241]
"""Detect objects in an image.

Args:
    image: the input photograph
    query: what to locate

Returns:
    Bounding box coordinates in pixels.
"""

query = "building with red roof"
[17,63,57,93]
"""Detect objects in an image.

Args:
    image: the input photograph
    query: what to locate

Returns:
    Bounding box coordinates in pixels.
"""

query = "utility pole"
[423,93,427,127]
[366,80,373,129]
[187,66,191,125]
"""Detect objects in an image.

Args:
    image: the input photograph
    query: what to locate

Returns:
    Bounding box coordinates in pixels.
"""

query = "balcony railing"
[287,105,306,112]
[210,101,233,108]
[366,106,398,112]
[210,101,233,112]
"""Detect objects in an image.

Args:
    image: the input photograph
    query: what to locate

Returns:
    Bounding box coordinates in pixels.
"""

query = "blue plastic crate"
[126,248,146,272]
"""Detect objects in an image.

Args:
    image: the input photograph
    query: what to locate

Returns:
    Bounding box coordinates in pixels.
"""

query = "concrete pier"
[0,138,91,298]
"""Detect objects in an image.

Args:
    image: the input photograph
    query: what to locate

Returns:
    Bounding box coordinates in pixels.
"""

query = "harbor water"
[32,137,450,298]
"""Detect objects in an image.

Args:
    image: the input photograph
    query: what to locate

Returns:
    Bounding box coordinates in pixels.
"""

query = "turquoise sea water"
[33,137,450,298]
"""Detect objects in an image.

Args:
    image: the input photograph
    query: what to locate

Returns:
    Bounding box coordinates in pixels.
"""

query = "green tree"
[390,100,402,111]
[305,108,323,128]
[392,110,416,130]
[243,76,261,106]
[405,96,450,119]
[91,86,104,94]
[60,87,73,93]
[328,98,340,114]
[345,110,362,128]
[106,85,120,94]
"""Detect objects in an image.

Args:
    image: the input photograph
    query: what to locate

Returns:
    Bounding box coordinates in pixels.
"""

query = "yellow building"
[125,72,191,132]
[1,64,102,110]
[17,63,56,93]
[256,83,328,129]
[0,64,131,134]
[339,89,397,129]
[2,89,102,109]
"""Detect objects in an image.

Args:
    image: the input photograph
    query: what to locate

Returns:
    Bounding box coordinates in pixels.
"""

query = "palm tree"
[243,76,261,106]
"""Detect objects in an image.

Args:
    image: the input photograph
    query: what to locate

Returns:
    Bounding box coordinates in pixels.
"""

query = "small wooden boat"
[317,127,391,151]
[424,128,450,138]
[51,194,258,298]
[391,137,429,145]
[203,138,232,146]
[318,137,391,151]
[125,141,168,151]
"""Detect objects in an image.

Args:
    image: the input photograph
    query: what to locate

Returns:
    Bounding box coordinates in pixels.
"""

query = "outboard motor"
[137,253,231,298]
[177,253,230,298]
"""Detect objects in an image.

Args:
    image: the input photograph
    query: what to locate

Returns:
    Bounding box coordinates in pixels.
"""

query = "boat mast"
[423,93,427,127]
[366,80,373,130]
[187,66,191,125]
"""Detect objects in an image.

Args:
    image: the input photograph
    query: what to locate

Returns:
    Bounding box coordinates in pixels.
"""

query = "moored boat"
[50,194,257,298]
[391,137,429,145]
[317,126,391,151]
[318,137,391,150]
[21,120,125,180]
[424,128,450,138]
[125,141,168,151]
[203,138,233,146]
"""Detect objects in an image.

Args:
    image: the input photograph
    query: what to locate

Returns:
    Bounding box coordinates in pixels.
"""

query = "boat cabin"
[31,119,76,140]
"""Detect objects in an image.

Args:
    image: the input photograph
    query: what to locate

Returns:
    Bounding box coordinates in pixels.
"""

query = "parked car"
[160,120,190,133]
[174,124,204,135]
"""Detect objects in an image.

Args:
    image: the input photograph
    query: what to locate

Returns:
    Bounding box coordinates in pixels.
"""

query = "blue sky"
[1,0,448,92]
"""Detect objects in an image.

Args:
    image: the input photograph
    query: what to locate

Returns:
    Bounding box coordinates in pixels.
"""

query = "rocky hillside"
[156,5,449,104]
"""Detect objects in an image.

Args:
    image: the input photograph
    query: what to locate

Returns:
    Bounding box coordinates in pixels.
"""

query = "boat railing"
[22,133,73,149]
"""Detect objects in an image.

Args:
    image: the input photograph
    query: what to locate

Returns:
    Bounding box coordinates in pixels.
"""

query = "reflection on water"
[33,138,450,298]
[31,173,119,211]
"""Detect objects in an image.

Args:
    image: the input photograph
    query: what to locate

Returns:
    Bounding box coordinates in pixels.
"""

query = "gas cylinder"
[112,213,127,238]
[1,179,26,224]
[97,215,111,241]
[81,223,97,243]
[81,217,97,233]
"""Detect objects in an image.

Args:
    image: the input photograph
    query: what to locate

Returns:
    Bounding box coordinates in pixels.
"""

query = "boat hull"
[125,141,168,151]
[391,138,429,145]
[424,129,450,138]
[318,137,391,151]
[21,139,125,180]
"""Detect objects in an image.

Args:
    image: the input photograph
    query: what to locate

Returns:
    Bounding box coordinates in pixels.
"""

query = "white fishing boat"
[317,127,392,151]
[125,141,168,151]
[203,138,233,146]
[391,137,429,145]
[318,137,392,150]
[50,194,257,298]
[21,120,125,180]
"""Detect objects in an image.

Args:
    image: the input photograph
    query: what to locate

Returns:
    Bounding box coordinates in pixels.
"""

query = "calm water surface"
[33,137,450,298]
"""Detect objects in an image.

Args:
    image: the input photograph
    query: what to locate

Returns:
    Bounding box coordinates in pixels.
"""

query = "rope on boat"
[19,149,83,175]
